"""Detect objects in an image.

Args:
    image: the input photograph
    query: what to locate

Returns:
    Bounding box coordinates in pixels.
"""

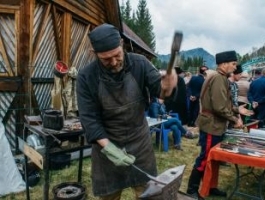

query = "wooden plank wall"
[0,0,120,150]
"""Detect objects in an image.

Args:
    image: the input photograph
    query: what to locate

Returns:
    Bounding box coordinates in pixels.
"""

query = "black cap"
[199,66,208,74]
[234,64,243,75]
[89,23,121,52]
[215,50,237,64]
[175,67,185,74]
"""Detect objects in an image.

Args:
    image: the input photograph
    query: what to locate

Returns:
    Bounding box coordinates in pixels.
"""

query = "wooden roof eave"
[44,0,100,25]
[103,0,122,29]
[122,32,157,58]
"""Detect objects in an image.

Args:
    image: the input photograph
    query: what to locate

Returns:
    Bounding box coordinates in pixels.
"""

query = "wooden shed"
[0,0,156,150]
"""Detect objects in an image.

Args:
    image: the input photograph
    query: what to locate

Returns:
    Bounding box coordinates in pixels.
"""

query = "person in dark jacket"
[76,23,178,200]
[148,97,194,150]
[187,66,208,126]
[248,68,265,127]
[164,67,188,124]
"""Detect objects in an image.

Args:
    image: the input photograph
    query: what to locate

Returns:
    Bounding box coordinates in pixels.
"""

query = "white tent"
[0,122,25,197]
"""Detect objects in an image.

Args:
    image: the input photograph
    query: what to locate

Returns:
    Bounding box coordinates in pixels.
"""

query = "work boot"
[174,144,183,151]
[186,191,205,200]
[209,188,227,197]
[186,169,204,196]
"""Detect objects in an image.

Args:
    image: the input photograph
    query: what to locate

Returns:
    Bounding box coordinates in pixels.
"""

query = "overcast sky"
[119,0,265,56]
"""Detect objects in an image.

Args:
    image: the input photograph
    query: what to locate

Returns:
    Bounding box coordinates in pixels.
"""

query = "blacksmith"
[76,23,177,200]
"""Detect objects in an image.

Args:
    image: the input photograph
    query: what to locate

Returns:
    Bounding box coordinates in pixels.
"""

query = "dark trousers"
[187,131,223,193]
[194,131,223,170]
[188,99,200,126]
[254,104,265,127]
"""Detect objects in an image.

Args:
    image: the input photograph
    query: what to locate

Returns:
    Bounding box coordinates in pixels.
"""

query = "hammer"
[166,31,183,74]
[161,31,183,98]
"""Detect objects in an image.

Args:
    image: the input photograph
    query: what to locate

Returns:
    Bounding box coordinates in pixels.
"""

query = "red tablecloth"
[200,143,265,197]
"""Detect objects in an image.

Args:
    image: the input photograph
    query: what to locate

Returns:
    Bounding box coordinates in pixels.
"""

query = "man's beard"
[110,65,123,73]
[105,61,123,73]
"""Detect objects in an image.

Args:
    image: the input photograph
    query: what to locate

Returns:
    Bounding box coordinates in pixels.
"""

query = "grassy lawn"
[1,133,264,200]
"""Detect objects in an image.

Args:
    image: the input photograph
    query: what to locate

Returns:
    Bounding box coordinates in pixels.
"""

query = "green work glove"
[101,142,135,166]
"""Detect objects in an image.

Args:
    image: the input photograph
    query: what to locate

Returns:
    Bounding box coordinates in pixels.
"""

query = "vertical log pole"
[19,0,33,116]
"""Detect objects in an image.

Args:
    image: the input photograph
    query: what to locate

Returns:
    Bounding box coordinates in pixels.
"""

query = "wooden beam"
[103,0,121,29]
[18,137,44,169]
[51,5,62,60]
[0,33,12,76]
[0,0,20,6]
[0,78,21,91]
[52,0,99,25]
[66,0,105,24]
[19,0,31,116]
[0,5,19,12]
[14,9,20,76]
[61,12,71,65]
[31,77,54,83]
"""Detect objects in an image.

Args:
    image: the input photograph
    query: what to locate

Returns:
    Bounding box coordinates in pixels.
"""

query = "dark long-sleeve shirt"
[189,74,205,98]
[76,53,162,143]
[248,76,265,104]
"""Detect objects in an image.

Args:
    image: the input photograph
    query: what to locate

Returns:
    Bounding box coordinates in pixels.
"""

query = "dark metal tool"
[226,129,265,141]
[42,128,62,145]
[166,31,183,75]
[160,31,183,98]
[132,164,167,185]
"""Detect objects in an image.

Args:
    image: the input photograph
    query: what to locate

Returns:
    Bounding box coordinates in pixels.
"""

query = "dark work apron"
[91,70,157,196]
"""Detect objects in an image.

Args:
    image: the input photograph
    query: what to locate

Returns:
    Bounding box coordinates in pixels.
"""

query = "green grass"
[1,134,264,200]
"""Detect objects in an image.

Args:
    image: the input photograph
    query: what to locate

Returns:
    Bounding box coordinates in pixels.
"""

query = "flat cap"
[89,23,121,53]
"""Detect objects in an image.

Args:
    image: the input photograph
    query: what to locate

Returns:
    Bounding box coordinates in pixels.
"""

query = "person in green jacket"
[186,50,253,199]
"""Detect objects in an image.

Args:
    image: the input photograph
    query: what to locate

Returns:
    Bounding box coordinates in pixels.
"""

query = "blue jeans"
[163,118,185,145]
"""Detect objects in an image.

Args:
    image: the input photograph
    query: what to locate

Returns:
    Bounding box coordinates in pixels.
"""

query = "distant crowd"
[155,65,265,129]
[144,65,265,151]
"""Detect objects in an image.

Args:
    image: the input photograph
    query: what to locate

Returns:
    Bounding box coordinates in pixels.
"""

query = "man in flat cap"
[187,51,252,199]
[76,23,178,199]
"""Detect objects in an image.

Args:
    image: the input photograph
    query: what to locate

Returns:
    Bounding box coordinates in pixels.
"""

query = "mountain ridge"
[158,47,216,69]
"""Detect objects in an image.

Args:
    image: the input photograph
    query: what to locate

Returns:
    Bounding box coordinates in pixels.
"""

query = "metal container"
[42,109,64,130]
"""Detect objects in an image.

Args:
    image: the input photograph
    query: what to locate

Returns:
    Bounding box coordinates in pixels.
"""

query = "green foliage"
[120,0,156,51]
[120,0,135,29]
[135,0,156,51]
[181,56,204,74]
[240,44,265,64]
[151,57,167,70]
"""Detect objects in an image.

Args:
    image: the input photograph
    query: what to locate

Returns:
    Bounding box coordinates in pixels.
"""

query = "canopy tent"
[0,122,25,197]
